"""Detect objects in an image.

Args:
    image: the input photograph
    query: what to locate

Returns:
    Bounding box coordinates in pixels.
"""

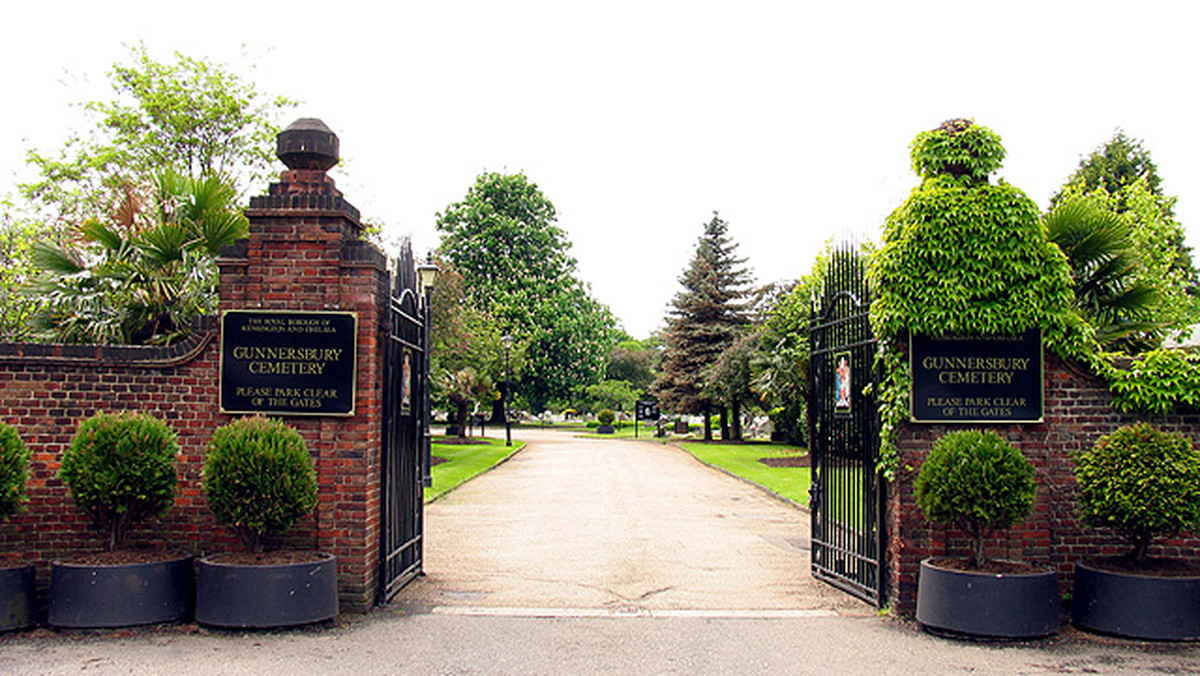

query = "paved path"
[401,428,870,616]
[6,428,1200,674]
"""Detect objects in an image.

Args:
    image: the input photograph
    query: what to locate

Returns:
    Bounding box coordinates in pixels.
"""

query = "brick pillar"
[217,118,388,611]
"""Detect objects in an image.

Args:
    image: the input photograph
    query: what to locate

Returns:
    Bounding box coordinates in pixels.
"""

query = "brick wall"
[887,351,1200,615]
[0,130,392,613]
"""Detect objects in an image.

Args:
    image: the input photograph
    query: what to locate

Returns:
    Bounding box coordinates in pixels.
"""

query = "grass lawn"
[675,441,811,506]
[426,436,525,502]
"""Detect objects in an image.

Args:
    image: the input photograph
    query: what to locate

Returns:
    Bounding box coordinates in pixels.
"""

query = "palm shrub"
[27,169,248,345]
[914,430,1036,567]
[203,416,318,554]
[1044,193,1163,351]
[0,422,30,522]
[1075,423,1200,564]
[58,412,179,552]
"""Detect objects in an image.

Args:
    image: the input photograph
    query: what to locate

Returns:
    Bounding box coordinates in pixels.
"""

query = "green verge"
[426,437,525,503]
[674,441,811,506]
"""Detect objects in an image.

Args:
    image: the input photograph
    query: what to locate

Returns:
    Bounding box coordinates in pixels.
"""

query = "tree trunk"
[731,400,742,441]
[719,407,729,441]
[454,401,470,438]
[702,403,713,442]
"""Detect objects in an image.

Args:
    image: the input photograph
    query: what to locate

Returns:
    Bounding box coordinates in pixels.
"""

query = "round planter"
[916,557,1059,639]
[1073,560,1200,640]
[48,554,194,628]
[0,563,36,632]
[195,553,338,628]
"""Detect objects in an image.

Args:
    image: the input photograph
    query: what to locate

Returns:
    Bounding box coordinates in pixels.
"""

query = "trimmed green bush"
[59,411,179,552]
[597,409,615,426]
[0,422,30,520]
[915,430,1036,567]
[1075,423,1200,563]
[203,416,318,553]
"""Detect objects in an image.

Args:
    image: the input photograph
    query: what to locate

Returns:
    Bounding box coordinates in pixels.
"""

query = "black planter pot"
[1073,560,1200,640]
[596,425,615,434]
[1,563,36,632]
[916,558,1059,639]
[195,553,338,628]
[48,554,194,628]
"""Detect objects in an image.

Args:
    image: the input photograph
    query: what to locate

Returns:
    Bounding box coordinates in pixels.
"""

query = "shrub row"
[916,423,1200,568]
[0,413,315,555]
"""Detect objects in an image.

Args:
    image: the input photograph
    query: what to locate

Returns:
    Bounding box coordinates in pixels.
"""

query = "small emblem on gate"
[834,351,852,416]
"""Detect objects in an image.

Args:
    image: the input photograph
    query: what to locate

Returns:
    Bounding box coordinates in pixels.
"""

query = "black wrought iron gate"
[379,241,428,603]
[807,245,886,606]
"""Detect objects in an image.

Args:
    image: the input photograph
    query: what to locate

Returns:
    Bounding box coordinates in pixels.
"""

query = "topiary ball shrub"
[597,409,615,426]
[915,430,1036,568]
[910,118,1006,182]
[1075,423,1200,564]
[0,422,30,521]
[203,416,318,554]
[59,411,179,552]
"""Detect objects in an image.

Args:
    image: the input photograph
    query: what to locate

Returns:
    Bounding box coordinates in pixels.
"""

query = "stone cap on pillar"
[248,117,361,224]
[278,118,340,171]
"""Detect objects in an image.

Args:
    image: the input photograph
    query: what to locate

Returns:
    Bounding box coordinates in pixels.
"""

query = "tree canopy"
[435,172,618,413]
[4,47,292,344]
[22,44,292,226]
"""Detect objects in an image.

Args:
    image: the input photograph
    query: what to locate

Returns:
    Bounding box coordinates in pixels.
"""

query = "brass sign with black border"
[910,330,1043,423]
[219,310,357,416]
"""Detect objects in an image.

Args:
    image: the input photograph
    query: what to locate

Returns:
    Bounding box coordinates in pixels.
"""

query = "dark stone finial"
[277,118,339,171]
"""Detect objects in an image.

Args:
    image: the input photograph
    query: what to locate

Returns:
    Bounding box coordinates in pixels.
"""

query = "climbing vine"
[1101,348,1200,415]
[869,119,1086,477]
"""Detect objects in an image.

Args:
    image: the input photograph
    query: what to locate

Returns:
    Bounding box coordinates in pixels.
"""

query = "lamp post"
[416,253,439,487]
[502,333,513,446]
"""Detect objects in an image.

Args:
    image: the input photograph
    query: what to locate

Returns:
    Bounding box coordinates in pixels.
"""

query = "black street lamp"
[502,333,513,446]
[416,253,439,487]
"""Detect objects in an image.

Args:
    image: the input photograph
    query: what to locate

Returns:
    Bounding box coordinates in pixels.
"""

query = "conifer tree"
[651,212,752,440]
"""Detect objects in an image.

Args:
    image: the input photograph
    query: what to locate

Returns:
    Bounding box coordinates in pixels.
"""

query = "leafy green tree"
[705,330,758,440]
[651,212,753,441]
[585,379,641,415]
[27,170,247,344]
[0,199,46,340]
[750,268,825,445]
[7,47,291,343]
[435,172,618,412]
[606,338,658,391]
[1052,131,1170,215]
[22,44,292,226]
[438,367,495,438]
[522,284,618,413]
[428,257,517,435]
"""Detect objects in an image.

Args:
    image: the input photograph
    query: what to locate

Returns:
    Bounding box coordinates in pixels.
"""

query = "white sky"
[3,1,1198,339]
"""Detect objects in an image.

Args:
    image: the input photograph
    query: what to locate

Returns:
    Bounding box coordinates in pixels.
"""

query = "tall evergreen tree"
[651,212,752,441]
